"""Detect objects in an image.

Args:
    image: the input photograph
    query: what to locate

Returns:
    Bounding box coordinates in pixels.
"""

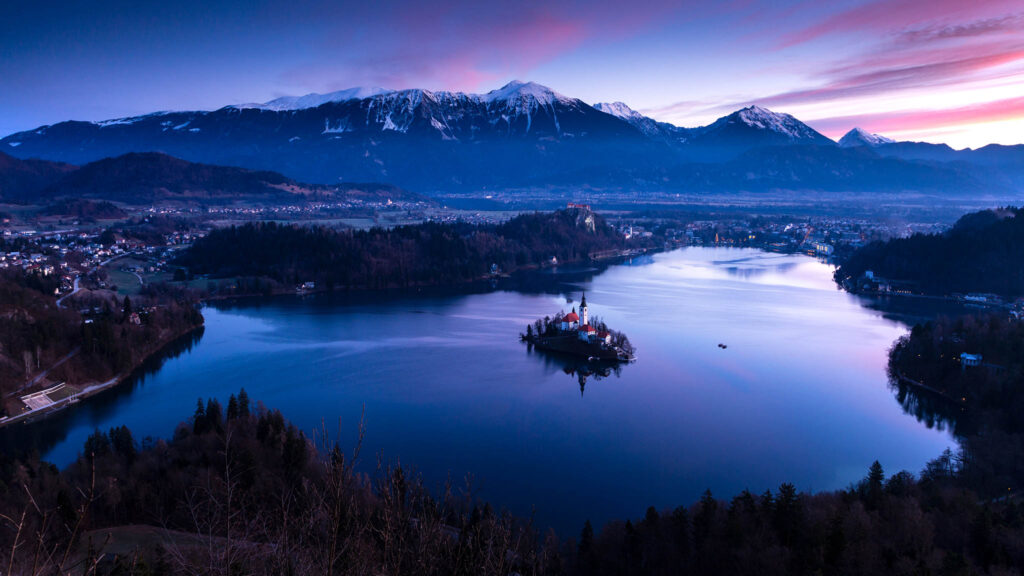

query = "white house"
[560,309,579,331]
[961,353,982,367]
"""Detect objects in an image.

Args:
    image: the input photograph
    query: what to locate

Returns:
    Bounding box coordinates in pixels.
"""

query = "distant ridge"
[0,151,76,202]
[0,151,427,205]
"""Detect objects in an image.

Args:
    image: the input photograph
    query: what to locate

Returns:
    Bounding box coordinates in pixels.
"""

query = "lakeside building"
[961,353,982,369]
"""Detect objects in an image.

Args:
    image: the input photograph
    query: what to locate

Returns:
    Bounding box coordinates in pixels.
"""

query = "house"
[560,310,579,331]
[961,353,982,368]
[578,324,597,341]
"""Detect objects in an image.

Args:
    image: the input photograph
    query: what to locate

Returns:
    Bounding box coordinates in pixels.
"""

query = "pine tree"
[227,394,239,420]
[192,399,207,435]
[866,460,885,510]
[578,519,596,572]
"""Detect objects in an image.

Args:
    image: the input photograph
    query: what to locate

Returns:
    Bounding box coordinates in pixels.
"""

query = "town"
[0,200,1006,307]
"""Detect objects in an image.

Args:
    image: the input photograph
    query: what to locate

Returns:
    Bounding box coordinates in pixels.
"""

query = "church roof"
[564,312,579,322]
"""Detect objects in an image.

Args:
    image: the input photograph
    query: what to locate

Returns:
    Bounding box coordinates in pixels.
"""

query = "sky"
[2,0,1022,149]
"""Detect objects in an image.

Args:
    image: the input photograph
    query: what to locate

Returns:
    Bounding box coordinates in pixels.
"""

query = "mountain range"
[2,80,1022,196]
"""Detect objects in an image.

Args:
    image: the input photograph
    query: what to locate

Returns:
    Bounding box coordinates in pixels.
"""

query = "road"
[55,252,134,309]
[55,276,80,309]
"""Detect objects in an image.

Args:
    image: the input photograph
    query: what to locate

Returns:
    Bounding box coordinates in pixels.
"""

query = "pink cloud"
[756,47,1024,109]
[895,12,1024,44]
[279,0,687,93]
[643,2,1024,142]
[646,33,1024,125]
[809,96,1024,138]
[778,0,1023,48]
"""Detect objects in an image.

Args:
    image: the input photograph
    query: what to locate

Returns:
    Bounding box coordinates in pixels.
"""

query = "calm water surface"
[7,248,956,532]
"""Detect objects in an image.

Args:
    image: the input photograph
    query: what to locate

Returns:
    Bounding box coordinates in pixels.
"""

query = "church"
[559,293,612,344]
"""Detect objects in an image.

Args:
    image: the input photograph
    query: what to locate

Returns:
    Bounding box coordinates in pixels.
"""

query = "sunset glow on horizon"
[2,0,1022,149]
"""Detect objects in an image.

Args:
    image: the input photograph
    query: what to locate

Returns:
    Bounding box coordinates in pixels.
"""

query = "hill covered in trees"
[41,198,127,220]
[0,272,203,413]
[836,207,1024,296]
[177,207,642,293]
[0,151,428,206]
[0,151,77,201]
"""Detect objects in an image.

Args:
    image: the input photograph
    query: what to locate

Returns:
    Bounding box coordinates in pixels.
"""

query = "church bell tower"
[580,292,588,326]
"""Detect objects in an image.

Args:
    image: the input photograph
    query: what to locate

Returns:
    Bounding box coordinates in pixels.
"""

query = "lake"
[4,248,956,533]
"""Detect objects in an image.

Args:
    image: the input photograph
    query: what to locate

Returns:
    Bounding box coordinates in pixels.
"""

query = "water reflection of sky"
[11,247,956,535]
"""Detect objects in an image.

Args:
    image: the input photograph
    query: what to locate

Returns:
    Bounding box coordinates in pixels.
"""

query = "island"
[521,293,635,362]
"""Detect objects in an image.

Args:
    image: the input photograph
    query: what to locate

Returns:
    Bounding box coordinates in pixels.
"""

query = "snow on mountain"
[237,87,392,111]
[694,105,834,146]
[94,111,175,128]
[593,101,675,139]
[731,106,822,140]
[234,81,573,115]
[838,127,895,148]
[481,80,571,107]
[227,81,584,137]
[593,102,644,121]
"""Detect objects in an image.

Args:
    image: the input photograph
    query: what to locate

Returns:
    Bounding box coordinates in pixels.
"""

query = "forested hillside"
[178,207,638,292]
[836,207,1024,296]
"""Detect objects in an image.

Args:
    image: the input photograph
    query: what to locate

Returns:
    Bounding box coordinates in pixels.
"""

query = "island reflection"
[524,344,627,396]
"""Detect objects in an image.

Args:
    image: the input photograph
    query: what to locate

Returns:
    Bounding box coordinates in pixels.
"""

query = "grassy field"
[101,258,146,296]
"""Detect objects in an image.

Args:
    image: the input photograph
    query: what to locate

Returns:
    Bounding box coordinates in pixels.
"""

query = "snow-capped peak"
[482,81,571,107]
[237,87,393,111]
[735,105,794,129]
[706,105,826,141]
[838,127,894,147]
[593,102,644,120]
[230,81,575,114]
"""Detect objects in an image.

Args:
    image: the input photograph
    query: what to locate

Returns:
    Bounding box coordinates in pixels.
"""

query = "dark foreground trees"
[3,387,1024,575]
[0,393,546,575]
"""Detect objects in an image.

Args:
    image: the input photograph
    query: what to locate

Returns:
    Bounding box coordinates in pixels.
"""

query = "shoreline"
[523,334,633,362]
[197,245,657,302]
[0,324,204,430]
